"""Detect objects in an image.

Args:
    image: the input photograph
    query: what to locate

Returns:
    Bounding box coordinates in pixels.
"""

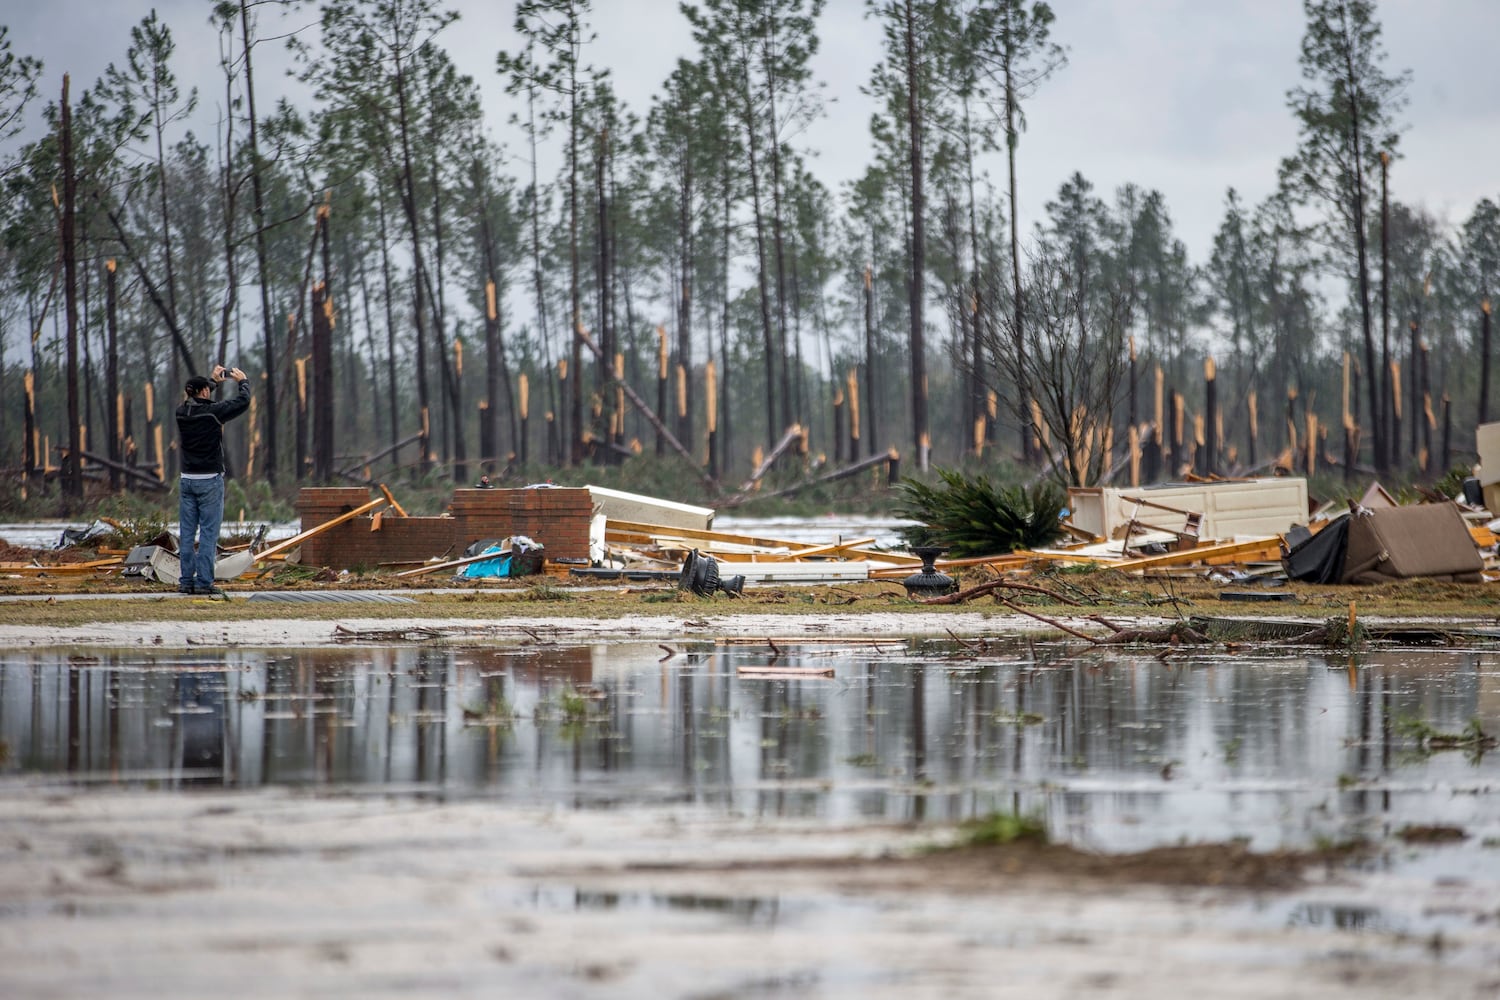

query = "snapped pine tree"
[894,468,1064,557]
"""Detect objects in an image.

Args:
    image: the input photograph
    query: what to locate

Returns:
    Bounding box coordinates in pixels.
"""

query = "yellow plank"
[608,531,783,557]
[1011,549,1117,564]
[605,519,806,551]
[1198,543,1284,565]
[1111,537,1284,571]
[784,537,876,559]
[843,547,923,565]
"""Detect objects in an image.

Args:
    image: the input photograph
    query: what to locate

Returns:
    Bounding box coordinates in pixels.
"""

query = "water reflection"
[572,890,786,926]
[2,641,1498,854]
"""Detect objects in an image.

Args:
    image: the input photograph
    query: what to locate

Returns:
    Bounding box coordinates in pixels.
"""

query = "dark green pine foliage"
[1279,0,1408,472]
[894,467,1064,556]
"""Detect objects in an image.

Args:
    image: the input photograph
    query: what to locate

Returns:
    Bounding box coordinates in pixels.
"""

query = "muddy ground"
[3,786,1497,999]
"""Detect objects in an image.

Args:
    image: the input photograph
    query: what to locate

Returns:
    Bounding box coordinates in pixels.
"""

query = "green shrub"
[958,811,1048,847]
[894,468,1065,556]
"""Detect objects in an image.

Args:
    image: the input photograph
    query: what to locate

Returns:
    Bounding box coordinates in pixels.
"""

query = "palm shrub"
[894,468,1065,557]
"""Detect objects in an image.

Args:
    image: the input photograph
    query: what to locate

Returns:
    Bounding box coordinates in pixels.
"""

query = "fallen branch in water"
[946,628,988,652]
[1093,624,1213,646]
[997,598,1102,643]
[1082,613,1214,646]
[333,623,445,643]
[922,578,1083,607]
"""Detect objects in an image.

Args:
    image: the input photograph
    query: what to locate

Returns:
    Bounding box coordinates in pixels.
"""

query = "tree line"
[2,0,1497,505]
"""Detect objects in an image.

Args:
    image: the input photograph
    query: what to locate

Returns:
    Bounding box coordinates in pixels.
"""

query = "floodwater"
[4,638,1498,869]
[7,637,1500,998]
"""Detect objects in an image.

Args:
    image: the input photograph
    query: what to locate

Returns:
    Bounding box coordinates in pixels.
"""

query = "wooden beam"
[737,666,837,678]
[715,636,908,646]
[870,552,1030,577]
[769,537,876,561]
[395,548,511,579]
[378,483,408,517]
[604,519,806,551]
[0,557,123,575]
[252,497,386,563]
[1110,536,1284,571]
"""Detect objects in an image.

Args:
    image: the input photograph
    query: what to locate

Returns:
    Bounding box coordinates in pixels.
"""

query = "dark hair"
[184,376,214,396]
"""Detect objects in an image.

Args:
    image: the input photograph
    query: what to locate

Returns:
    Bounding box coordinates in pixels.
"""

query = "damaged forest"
[10,5,1500,997]
[0,0,1497,523]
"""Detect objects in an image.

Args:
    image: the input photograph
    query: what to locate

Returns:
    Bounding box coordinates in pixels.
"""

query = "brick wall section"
[452,488,593,560]
[295,486,594,571]
[295,488,373,568]
[329,514,457,569]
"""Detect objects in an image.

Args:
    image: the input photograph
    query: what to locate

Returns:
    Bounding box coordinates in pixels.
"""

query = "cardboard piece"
[1358,482,1398,509]
[1484,482,1500,517]
[1478,422,1500,485]
[1341,502,1484,584]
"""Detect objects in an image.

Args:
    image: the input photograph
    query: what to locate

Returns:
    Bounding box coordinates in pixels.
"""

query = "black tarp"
[1282,514,1349,584]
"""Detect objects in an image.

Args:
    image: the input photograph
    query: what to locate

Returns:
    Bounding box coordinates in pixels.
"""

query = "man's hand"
[212,364,227,383]
[228,367,246,381]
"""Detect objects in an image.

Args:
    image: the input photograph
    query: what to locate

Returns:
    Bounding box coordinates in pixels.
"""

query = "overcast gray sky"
[5,0,1497,260]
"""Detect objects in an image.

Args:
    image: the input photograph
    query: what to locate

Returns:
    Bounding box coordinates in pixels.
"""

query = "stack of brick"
[295,488,373,568]
[295,485,594,572]
[452,487,593,559]
[356,512,461,565]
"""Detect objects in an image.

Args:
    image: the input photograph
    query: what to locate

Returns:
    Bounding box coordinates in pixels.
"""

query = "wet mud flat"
[3,788,1498,999]
[3,635,1500,997]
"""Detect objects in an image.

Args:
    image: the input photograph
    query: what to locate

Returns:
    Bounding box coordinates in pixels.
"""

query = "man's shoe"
[178,584,197,594]
[195,585,227,599]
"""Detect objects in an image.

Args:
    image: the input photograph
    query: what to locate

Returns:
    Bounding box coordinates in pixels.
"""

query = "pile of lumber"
[596,518,920,584]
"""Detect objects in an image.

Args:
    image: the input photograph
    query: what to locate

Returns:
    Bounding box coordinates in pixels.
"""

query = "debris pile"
[12,468,1500,599]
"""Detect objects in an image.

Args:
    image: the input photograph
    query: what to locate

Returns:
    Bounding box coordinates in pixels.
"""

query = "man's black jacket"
[175,379,250,474]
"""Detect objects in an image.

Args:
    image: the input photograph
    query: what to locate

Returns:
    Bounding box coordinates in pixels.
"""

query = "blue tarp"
[460,545,512,578]
[458,536,543,579]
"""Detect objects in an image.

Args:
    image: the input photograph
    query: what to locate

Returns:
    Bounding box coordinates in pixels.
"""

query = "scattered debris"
[1395,716,1498,752]
[332,623,449,643]
[736,665,837,679]
[15,467,1500,606]
[677,549,745,597]
[1397,825,1469,844]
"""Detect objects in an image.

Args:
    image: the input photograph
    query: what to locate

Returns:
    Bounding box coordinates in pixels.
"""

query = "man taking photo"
[175,364,250,597]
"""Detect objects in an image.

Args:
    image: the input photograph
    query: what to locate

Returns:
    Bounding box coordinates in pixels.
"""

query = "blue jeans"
[179,475,224,591]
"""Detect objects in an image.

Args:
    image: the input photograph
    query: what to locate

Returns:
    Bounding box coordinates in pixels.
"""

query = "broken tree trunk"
[336,432,423,479]
[738,423,803,494]
[724,448,899,507]
[575,327,717,491]
[74,449,169,492]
